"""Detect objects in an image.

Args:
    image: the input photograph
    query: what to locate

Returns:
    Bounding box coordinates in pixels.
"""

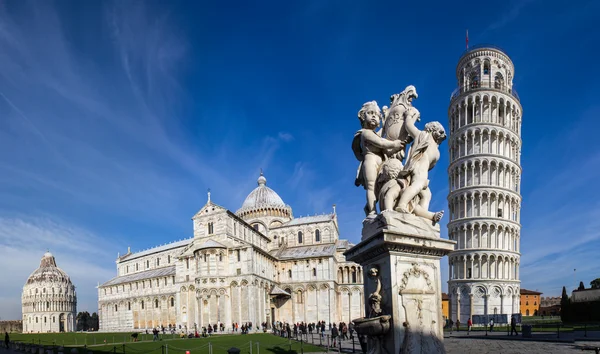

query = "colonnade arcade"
[448,222,520,252]
[449,157,521,193]
[337,266,362,284]
[449,94,521,135]
[449,128,520,163]
[448,190,521,223]
[451,284,519,322]
[449,252,520,281]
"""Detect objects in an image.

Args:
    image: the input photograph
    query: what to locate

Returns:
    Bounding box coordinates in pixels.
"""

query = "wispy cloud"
[485,0,537,32]
[0,216,117,319]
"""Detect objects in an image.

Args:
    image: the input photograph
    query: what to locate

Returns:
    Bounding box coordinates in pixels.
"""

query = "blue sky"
[0,0,599,319]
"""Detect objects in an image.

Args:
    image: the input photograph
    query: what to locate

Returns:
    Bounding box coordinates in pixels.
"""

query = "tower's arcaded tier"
[447,45,523,325]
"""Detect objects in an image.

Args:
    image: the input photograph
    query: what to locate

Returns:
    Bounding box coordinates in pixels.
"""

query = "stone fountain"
[346,86,456,353]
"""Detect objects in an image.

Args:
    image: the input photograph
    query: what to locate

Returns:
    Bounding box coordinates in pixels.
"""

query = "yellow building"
[442,293,449,320]
[520,289,542,316]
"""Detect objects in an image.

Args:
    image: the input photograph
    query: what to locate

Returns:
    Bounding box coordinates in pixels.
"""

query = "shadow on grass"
[266,345,298,354]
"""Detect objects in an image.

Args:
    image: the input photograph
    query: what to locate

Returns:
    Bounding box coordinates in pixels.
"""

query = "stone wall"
[572,288,600,303]
[0,320,22,333]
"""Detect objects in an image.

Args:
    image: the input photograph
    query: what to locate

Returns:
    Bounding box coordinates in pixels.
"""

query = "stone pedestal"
[345,212,455,354]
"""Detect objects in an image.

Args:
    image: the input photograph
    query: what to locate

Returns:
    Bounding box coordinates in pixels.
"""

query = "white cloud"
[278,132,294,142]
[0,217,117,319]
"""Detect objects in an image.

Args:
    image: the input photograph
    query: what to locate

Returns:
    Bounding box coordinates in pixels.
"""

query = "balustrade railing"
[451,81,520,102]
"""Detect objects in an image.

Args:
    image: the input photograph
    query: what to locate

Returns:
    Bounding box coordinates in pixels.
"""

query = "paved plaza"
[445,337,599,353]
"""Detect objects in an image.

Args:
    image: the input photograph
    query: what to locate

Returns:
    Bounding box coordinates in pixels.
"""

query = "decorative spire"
[257,170,267,186]
[333,204,337,214]
[207,188,211,202]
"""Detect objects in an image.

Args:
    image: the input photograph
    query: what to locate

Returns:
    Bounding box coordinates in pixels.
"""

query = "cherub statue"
[352,101,405,217]
[375,158,404,212]
[381,86,418,161]
[395,106,446,224]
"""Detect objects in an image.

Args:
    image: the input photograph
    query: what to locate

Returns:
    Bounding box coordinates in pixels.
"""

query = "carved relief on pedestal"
[398,263,444,354]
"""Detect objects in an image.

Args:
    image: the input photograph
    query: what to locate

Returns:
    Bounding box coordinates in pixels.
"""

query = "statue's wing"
[352,131,363,162]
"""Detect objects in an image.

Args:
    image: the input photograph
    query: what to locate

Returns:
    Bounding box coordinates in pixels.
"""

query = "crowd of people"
[271,321,354,345]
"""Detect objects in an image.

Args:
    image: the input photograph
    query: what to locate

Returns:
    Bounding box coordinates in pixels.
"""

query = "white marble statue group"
[352,85,446,224]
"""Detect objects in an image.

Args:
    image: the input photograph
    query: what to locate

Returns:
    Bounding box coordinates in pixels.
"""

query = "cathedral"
[98,172,364,332]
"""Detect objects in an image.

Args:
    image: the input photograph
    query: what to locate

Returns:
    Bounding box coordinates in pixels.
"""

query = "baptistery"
[22,252,77,332]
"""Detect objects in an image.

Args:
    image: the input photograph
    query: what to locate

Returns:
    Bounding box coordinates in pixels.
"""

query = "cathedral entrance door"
[59,313,65,332]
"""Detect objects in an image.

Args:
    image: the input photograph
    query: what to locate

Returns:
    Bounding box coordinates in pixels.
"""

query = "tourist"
[467,318,472,334]
[489,318,494,332]
[331,325,339,347]
[510,316,519,336]
[456,319,460,332]
[130,332,138,342]
[4,331,9,349]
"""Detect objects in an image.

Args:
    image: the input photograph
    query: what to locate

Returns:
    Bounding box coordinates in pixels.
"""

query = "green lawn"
[11,333,323,354]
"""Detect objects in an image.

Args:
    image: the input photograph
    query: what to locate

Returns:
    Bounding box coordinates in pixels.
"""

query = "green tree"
[561,286,570,323]
[90,312,99,331]
[76,311,90,331]
[591,278,600,289]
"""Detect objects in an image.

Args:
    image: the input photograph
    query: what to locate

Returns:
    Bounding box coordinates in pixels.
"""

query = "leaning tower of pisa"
[447,44,523,325]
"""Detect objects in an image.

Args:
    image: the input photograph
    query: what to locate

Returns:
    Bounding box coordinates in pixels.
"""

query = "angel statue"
[381,85,419,161]
[352,101,405,217]
[394,106,446,224]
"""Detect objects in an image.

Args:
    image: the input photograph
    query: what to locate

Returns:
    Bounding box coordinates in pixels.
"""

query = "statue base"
[346,211,456,354]
[362,210,440,240]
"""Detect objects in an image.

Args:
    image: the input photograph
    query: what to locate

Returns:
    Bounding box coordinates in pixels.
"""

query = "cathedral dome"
[236,172,292,221]
[26,251,72,285]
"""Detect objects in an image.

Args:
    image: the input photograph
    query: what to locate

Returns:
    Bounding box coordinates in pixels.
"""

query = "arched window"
[470,73,479,89]
[171,298,175,307]
[35,317,38,324]
[313,268,317,277]
[44,317,46,323]
[168,255,171,264]
[115,305,118,312]
[483,61,490,75]
[526,301,529,306]
[297,290,303,304]
[495,73,504,89]
[136,263,139,271]
[253,224,259,231]
[128,302,131,311]
[156,258,160,266]
[186,258,189,269]
[298,231,303,244]
[315,229,321,242]
[526,309,530,316]
[219,253,223,262]
[53,316,55,323]
[155,299,159,308]
[494,307,498,315]
[208,222,214,234]
[141,301,144,310]
[352,269,357,283]
[288,269,292,279]
[146,260,150,269]
[237,250,241,262]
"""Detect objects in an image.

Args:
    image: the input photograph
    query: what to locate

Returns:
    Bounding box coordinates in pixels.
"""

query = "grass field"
[10,333,323,354]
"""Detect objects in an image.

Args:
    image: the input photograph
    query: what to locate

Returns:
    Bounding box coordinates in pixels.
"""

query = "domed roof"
[236,172,293,220]
[26,251,72,285]
[240,172,286,210]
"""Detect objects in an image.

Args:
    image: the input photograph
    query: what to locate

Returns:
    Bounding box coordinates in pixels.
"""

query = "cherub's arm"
[404,110,421,139]
[362,130,401,150]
